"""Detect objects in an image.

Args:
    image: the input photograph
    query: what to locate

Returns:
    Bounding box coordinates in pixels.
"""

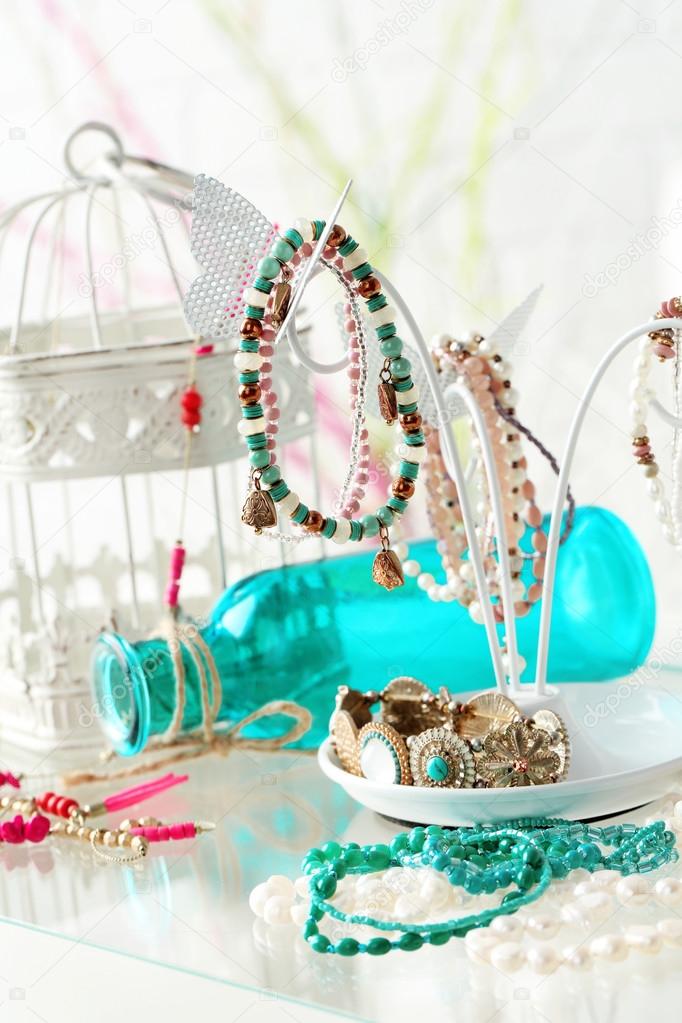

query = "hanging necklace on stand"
[237,218,424,589]
[629,296,682,551]
[399,332,574,618]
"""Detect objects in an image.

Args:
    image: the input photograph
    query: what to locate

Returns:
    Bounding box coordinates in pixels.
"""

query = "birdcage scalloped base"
[319,678,682,825]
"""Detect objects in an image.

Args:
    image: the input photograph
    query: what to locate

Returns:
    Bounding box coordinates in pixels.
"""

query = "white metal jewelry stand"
[285,183,682,821]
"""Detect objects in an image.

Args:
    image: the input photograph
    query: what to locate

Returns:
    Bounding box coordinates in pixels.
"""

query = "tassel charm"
[378,363,398,425]
[271,282,292,327]
[372,526,405,590]
[241,473,277,534]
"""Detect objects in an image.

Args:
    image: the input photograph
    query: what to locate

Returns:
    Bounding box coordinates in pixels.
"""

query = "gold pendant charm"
[378,365,398,424]
[241,487,277,534]
[271,282,292,327]
[372,549,404,590]
[373,525,404,589]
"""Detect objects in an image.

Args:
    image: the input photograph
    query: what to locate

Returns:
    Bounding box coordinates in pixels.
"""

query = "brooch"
[328,679,570,791]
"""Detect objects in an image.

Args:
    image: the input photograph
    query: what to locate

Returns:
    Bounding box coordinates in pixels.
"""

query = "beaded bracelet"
[236,218,424,589]
[300,818,678,957]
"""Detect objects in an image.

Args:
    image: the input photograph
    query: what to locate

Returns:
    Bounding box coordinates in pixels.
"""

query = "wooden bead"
[400,412,423,433]
[392,477,415,500]
[302,509,325,533]
[357,275,381,298]
[241,318,263,339]
[327,224,347,248]
[239,383,261,405]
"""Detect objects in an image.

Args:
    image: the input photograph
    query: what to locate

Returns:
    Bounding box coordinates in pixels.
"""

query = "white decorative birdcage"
[0,123,316,753]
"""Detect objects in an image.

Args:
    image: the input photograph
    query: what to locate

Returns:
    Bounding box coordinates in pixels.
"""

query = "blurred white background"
[0,0,680,645]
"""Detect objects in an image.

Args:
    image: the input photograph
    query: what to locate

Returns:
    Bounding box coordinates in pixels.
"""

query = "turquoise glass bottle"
[91,507,655,755]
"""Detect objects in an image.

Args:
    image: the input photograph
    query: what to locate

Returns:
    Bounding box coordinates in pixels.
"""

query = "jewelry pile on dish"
[330,678,570,789]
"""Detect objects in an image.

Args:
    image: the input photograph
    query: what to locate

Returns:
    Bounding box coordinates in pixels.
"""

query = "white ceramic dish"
[318,680,682,824]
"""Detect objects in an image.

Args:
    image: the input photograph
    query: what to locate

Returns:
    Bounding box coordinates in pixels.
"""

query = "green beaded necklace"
[301,818,678,957]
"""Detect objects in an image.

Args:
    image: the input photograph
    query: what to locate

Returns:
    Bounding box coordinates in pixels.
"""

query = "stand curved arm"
[535,316,681,693]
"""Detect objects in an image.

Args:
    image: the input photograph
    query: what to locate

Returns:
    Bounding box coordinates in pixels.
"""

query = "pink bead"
[527,582,543,603]
[360,444,370,456]
[261,362,272,374]
[533,557,546,580]
[525,505,542,528]
[157,826,169,842]
[183,822,197,838]
[266,423,279,434]
[265,407,280,421]
[360,428,369,441]
[344,318,356,334]
[302,243,313,256]
[347,366,360,380]
[532,531,547,553]
[349,350,361,365]
[26,814,50,843]
[266,439,276,450]
[465,357,484,375]
[261,327,276,342]
[344,303,352,315]
[654,343,675,359]
[522,480,535,500]
[259,344,274,358]
[352,486,365,498]
[356,471,369,485]
[169,823,185,840]
[347,499,360,514]
[264,391,277,406]
[323,246,335,259]
[260,377,272,391]
[633,444,650,457]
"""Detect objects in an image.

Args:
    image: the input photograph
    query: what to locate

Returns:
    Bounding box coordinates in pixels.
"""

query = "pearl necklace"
[630,297,682,550]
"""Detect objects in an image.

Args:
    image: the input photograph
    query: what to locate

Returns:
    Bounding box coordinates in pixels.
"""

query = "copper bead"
[239,383,261,405]
[392,477,415,500]
[400,412,422,433]
[241,318,263,339]
[303,509,325,533]
[327,224,347,248]
[357,275,381,299]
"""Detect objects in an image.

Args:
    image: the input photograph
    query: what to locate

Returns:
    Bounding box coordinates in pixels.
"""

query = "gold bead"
[130,835,148,856]
[64,823,77,837]
[138,816,159,827]
[118,831,133,848]
[102,830,117,847]
[77,826,88,840]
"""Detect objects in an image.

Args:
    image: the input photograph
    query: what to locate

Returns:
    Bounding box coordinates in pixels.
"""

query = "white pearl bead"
[427,585,440,601]
[370,304,397,327]
[654,877,682,906]
[294,218,314,242]
[234,351,263,372]
[398,384,419,404]
[576,891,611,923]
[572,880,594,898]
[615,875,650,907]
[290,902,309,927]
[397,441,425,462]
[243,287,268,308]
[263,894,294,926]
[237,417,266,436]
[657,918,682,946]
[490,941,525,973]
[331,517,352,544]
[588,869,621,890]
[490,915,523,939]
[478,339,493,354]
[673,799,682,818]
[590,934,628,962]
[459,562,474,582]
[468,601,484,624]
[526,945,559,975]
[342,246,368,271]
[265,874,295,899]
[294,876,310,898]
[464,928,498,963]
[419,874,450,910]
[402,559,421,578]
[277,490,300,517]
[526,913,559,939]
[393,894,421,922]
[562,945,592,971]
[625,925,661,955]
[248,882,270,917]
[417,572,435,591]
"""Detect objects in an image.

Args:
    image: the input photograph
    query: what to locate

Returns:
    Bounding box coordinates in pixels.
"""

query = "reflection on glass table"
[2,680,682,1023]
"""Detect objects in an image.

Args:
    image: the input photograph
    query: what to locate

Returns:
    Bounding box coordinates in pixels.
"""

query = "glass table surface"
[2,729,682,1021]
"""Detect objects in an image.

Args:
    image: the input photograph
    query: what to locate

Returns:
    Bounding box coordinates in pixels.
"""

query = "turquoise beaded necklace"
[301,819,678,956]
[236,217,423,588]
